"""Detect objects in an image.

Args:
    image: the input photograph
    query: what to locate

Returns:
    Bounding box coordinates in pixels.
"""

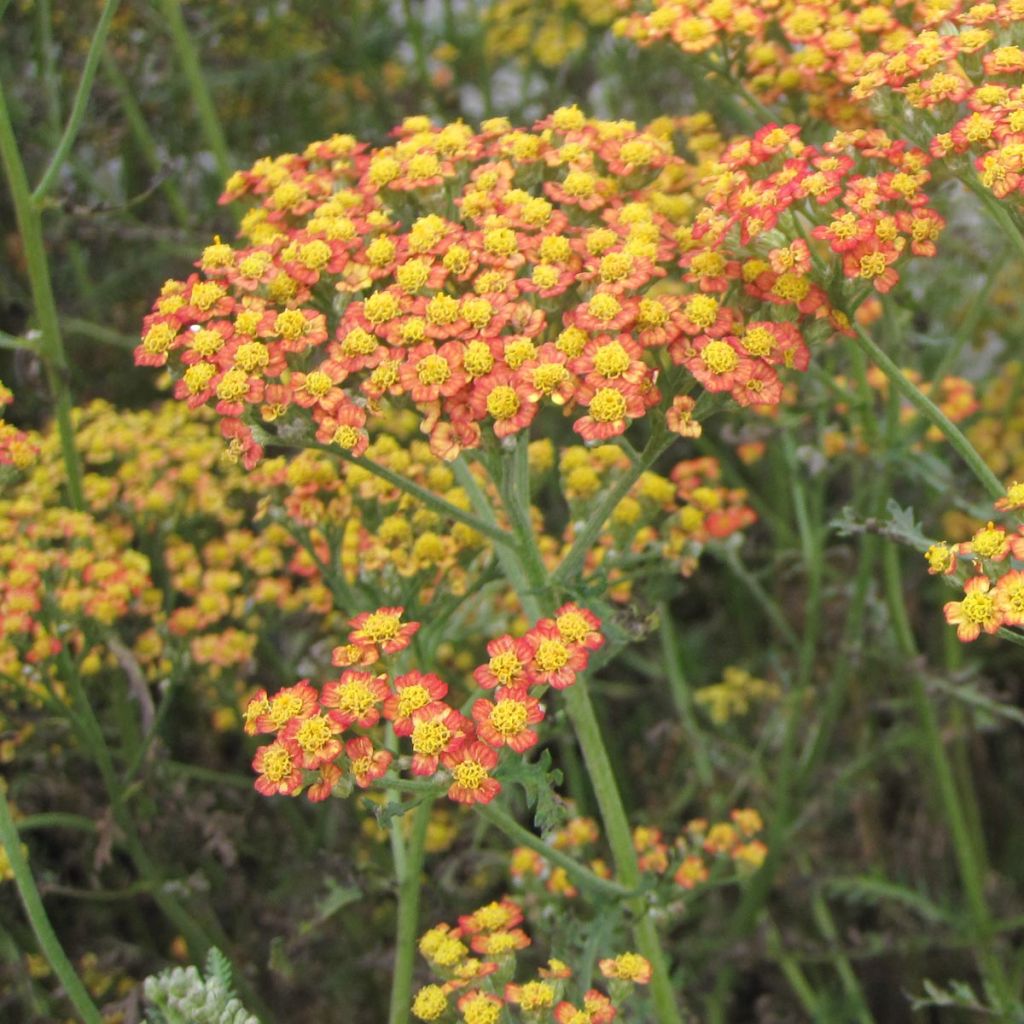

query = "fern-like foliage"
[141,948,258,1024]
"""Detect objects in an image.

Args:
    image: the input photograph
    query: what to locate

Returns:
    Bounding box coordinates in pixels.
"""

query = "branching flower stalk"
[851,322,1003,502]
[475,437,686,1024]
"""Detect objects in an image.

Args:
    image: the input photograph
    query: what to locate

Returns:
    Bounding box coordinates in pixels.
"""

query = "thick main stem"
[478,436,684,1024]
[562,681,683,1024]
[388,798,434,1024]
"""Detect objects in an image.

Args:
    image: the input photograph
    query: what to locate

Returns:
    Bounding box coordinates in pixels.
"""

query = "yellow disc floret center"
[489,651,523,684]
[269,693,304,728]
[296,716,333,754]
[412,720,451,756]
[417,355,451,386]
[589,388,627,423]
[452,760,488,790]
[961,592,996,625]
[701,341,739,376]
[397,684,431,717]
[360,611,401,642]
[486,386,520,420]
[534,638,569,672]
[263,746,294,781]
[593,342,631,378]
[684,295,719,328]
[490,699,528,736]
[335,681,376,717]
[303,371,333,398]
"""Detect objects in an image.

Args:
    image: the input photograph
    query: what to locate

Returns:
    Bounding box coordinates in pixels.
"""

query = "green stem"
[657,603,713,787]
[504,434,550,595]
[883,541,1013,1010]
[808,872,875,1023]
[0,797,103,1024]
[800,326,890,777]
[280,438,515,549]
[851,322,1003,501]
[100,49,192,227]
[158,0,232,183]
[164,760,254,789]
[710,432,827,1020]
[51,654,272,1018]
[388,798,434,1024]
[400,0,431,108]
[452,457,537,612]
[553,423,673,589]
[764,916,822,1019]
[930,251,1003,387]
[475,801,632,901]
[562,680,683,1024]
[15,813,97,834]
[0,76,85,510]
[797,517,881,780]
[0,329,41,354]
[479,441,684,1024]
[710,544,800,651]
[35,0,60,142]
[784,432,825,691]
[31,0,122,203]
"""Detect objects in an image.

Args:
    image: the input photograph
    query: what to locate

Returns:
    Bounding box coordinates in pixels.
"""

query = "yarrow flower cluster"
[0,501,154,684]
[134,107,862,468]
[621,0,1024,216]
[509,808,767,900]
[618,0,920,122]
[0,399,366,754]
[411,895,650,1023]
[693,122,944,310]
[848,3,1024,207]
[618,0,1024,135]
[931,482,1024,641]
[245,603,605,804]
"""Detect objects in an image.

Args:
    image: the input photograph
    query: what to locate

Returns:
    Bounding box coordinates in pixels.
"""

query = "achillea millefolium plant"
[4,1,1024,1022]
